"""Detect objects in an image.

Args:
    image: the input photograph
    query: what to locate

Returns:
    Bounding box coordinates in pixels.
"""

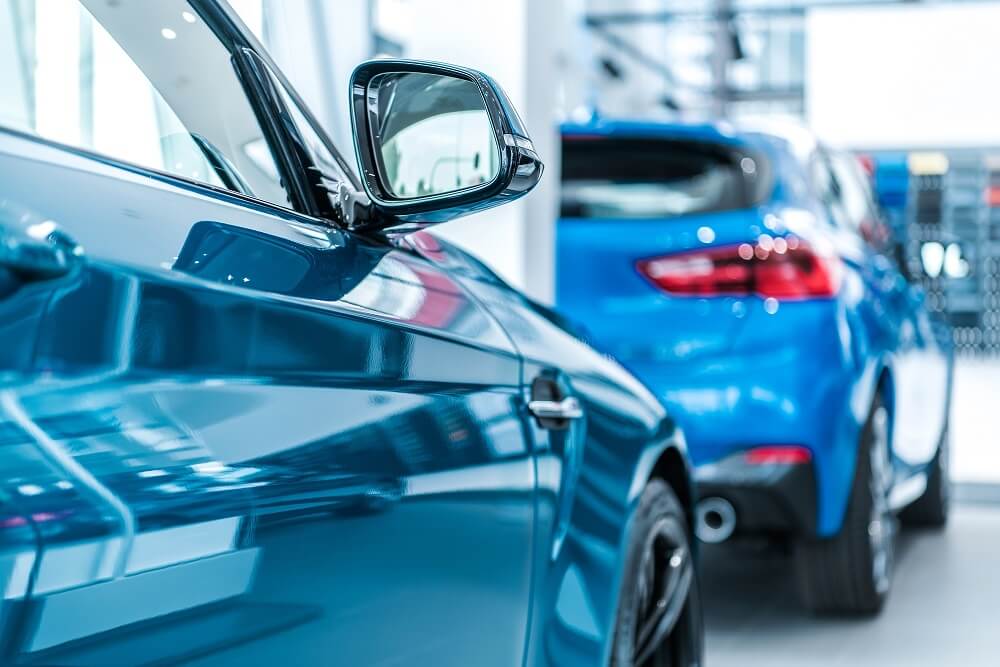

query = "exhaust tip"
[695,497,737,544]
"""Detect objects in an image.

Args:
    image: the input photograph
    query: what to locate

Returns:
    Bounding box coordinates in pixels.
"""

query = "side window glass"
[0,0,290,208]
[831,152,898,254]
[830,153,874,230]
[809,153,851,230]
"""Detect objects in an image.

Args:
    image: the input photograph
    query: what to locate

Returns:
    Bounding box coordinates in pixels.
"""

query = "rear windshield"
[561,137,770,219]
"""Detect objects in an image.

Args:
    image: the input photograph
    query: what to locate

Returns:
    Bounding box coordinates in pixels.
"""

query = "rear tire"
[900,426,950,528]
[794,396,895,615]
[611,479,703,667]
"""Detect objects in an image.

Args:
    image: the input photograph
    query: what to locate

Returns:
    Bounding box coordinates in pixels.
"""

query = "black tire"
[794,396,895,615]
[900,426,950,528]
[610,479,704,667]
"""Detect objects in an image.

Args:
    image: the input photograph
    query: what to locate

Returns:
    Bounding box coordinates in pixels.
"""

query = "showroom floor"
[702,502,1000,666]
[702,358,1000,666]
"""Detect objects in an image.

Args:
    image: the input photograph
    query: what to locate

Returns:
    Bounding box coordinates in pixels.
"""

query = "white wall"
[806,2,1000,149]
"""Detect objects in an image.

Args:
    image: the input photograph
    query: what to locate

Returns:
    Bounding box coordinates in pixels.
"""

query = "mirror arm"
[336,182,374,230]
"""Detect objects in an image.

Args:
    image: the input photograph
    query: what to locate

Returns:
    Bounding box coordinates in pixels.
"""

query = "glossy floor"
[703,500,1000,666]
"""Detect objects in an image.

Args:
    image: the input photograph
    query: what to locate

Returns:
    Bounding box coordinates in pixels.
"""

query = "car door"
[826,150,949,468]
[0,2,535,665]
[403,233,684,665]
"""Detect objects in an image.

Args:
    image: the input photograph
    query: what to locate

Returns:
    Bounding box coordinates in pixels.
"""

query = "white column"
[395,0,566,304]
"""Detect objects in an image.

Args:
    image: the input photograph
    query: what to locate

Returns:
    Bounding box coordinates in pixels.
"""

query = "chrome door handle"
[528,396,583,420]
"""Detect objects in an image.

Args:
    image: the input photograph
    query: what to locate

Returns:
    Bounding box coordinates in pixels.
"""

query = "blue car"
[558,119,953,614]
[0,3,701,666]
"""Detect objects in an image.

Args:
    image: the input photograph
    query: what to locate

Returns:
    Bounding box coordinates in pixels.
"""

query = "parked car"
[557,119,953,614]
[0,1,702,665]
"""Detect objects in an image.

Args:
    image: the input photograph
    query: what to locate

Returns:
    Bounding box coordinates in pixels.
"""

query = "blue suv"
[0,2,700,665]
[558,119,953,614]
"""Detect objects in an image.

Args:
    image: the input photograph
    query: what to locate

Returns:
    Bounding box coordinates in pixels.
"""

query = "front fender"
[526,402,691,667]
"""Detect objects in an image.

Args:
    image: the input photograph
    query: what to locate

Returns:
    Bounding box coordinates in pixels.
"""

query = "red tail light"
[635,238,840,299]
[744,445,812,465]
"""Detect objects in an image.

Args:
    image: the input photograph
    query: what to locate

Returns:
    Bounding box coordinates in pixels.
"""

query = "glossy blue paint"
[558,119,953,538]
[0,5,693,666]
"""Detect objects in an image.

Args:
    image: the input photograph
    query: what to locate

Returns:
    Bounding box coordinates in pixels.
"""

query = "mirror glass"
[369,72,500,200]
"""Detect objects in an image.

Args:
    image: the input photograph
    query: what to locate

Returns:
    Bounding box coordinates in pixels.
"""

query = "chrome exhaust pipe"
[695,497,736,544]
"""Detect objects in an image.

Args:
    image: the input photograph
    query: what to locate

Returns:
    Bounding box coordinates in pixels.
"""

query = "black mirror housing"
[349,59,543,231]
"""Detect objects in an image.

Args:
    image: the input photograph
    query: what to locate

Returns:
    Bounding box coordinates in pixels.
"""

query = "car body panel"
[558,119,952,538]
[404,231,689,666]
[0,127,542,665]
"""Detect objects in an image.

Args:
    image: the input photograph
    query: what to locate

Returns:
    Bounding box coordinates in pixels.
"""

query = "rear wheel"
[794,396,895,615]
[611,479,703,667]
[900,426,950,528]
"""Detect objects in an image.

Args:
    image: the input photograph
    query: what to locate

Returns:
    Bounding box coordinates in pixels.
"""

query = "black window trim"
[193,0,363,225]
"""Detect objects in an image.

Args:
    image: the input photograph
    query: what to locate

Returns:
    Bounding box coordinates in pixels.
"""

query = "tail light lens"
[636,238,840,299]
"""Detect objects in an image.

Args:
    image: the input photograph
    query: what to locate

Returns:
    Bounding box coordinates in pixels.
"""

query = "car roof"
[561,118,747,146]
[560,116,819,161]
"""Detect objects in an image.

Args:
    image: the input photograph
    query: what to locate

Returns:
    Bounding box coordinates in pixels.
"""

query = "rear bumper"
[694,453,817,538]
[628,343,853,451]
[624,317,868,538]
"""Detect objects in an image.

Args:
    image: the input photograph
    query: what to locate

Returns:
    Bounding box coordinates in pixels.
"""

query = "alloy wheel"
[867,405,895,595]
[631,518,694,666]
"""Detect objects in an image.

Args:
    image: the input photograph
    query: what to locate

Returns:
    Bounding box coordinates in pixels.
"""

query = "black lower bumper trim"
[694,456,817,538]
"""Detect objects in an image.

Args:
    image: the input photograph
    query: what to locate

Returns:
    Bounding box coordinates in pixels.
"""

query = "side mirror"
[350,59,543,230]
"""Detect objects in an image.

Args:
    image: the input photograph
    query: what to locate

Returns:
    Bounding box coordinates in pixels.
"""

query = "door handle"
[528,396,583,421]
[1,223,82,280]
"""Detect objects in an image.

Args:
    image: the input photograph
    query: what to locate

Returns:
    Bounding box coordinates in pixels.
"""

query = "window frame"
[240,48,360,225]
[195,0,362,222]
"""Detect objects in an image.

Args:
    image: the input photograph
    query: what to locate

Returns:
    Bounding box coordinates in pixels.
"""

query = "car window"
[810,149,875,235]
[0,0,290,208]
[808,152,848,226]
[829,152,877,232]
[825,149,900,254]
[561,137,769,220]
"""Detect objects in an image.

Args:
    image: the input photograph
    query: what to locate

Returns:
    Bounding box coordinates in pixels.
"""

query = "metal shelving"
[879,149,1000,357]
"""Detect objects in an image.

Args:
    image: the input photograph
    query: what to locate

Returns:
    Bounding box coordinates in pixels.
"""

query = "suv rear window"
[561,137,770,219]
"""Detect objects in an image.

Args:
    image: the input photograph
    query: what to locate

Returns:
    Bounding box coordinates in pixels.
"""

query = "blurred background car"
[556,118,953,614]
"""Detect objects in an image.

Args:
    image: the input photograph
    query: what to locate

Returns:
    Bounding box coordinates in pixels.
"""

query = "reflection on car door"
[0,131,537,665]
